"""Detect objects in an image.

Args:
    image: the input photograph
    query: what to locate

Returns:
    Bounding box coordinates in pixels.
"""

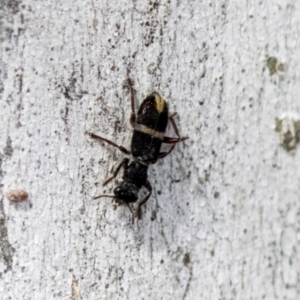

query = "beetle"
[88,79,188,223]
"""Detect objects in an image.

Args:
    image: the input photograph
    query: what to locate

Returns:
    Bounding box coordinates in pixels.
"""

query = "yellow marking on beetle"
[154,94,165,113]
[135,124,165,140]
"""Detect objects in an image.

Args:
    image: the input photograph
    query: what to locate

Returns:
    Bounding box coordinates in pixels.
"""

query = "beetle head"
[114,182,139,204]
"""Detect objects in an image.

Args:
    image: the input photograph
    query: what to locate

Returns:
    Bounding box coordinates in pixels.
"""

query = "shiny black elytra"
[88,79,188,223]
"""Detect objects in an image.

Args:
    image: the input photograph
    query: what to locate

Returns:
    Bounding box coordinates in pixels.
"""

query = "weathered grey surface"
[1,1,300,299]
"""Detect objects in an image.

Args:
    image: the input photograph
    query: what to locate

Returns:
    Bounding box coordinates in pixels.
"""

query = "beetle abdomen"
[131,92,168,164]
[136,92,168,132]
[131,131,163,164]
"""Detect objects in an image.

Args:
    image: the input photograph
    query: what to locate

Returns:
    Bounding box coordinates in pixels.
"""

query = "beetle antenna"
[93,195,115,200]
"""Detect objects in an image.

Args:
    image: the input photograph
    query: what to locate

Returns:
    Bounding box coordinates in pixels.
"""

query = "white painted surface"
[1,1,300,299]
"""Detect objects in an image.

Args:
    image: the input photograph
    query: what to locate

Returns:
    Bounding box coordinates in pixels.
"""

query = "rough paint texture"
[0,1,300,299]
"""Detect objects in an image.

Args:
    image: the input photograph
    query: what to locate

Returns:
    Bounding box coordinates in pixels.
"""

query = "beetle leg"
[158,114,188,158]
[128,78,136,127]
[168,111,177,118]
[125,202,135,224]
[163,113,189,143]
[87,132,130,155]
[102,158,129,186]
[158,145,176,159]
[136,180,152,220]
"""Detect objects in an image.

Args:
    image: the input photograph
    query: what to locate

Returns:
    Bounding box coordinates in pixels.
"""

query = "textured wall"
[1,1,300,299]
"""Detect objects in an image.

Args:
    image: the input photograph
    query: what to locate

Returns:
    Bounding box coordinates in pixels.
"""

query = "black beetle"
[88,79,188,223]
